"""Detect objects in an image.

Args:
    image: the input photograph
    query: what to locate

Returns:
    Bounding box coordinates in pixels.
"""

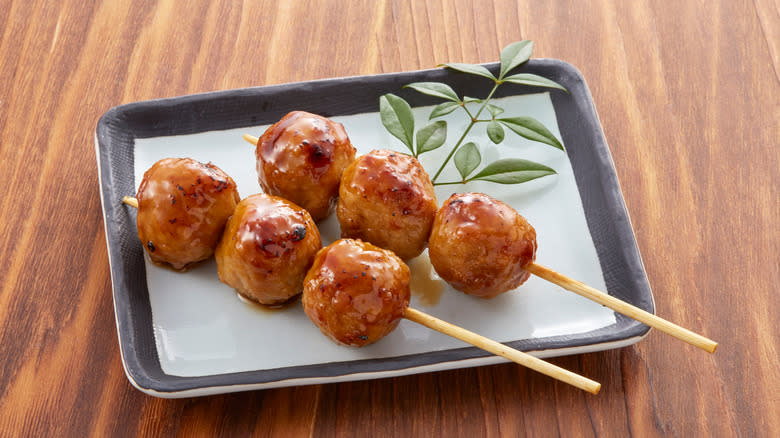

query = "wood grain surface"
[1,0,777,436]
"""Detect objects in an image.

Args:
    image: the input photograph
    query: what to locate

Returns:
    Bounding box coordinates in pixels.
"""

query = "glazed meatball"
[302,239,411,347]
[337,150,437,260]
[256,111,356,221]
[428,192,537,298]
[135,158,239,270]
[215,194,322,305]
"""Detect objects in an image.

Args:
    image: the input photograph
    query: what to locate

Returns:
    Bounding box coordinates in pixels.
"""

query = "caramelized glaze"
[136,158,239,270]
[256,111,356,221]
[302,239,411,347]
[337,150,438,260]
[216,194,322,305]
[428,192,537,298]
[408,255,445,307]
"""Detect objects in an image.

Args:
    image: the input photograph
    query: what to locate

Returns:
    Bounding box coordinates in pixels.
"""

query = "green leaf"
[503,73,568,92]
[462,96,483,104]
[440,63,496,80]
[499,40,534,79]
[487,121,504,144]
[470,158,556,184]
[453,142,481,179]
[429,101,460,119]
[486,104,504,117]
[404,82,460,102]
[498,116,563,150]
[380,94,415,153]
[416,121,448,154]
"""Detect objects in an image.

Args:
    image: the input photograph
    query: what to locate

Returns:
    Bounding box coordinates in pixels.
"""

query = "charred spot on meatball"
[291,225,307,241]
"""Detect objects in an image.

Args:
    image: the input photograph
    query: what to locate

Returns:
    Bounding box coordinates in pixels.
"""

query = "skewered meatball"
[302,239,411,347]
[428,192,537,298]
[215,193,322,305]
[135,158,239,270]
[256,111,356,221]
[337,150,437,260]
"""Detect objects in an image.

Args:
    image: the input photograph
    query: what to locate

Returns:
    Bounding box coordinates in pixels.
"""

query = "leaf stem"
[433,180,467,186]
[431,82,501,183]
[462,105,475,120]
[473,83,500,120]
[431,121,475,182]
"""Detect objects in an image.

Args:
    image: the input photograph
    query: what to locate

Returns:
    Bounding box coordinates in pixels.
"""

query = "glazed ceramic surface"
[96,60,653,397]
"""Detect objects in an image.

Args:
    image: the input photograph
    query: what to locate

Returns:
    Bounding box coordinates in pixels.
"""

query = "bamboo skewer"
[122,196,138,208]
[129,144,719,352]
[243,132,714,347]
[404,308,601,394]
[121,195,601,393]
[526,263,717,353]
[129,142,720,354]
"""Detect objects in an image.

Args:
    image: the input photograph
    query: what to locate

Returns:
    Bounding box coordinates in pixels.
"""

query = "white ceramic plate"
[96,60,653,398]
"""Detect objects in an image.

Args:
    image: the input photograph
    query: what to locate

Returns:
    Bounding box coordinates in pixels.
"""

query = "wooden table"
[1,1,777,436]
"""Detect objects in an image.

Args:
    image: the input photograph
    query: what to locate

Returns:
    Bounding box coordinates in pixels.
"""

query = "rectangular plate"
[96,59,653,398]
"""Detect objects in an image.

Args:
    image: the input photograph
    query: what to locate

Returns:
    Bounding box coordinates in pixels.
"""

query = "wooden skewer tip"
[243,133,259,146]
[403,307,601,394]
[122,196,138,208]
[525,262,717,354]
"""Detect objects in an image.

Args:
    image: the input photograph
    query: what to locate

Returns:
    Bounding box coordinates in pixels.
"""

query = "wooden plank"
[0,0,776,436]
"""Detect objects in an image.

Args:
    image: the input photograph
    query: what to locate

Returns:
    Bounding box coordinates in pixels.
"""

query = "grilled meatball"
[428,192,537,298]
[215,194,322,305]
[135,158,239,270]
[337,150,437,260]
[255,111,356,221]
[302,239,411,347]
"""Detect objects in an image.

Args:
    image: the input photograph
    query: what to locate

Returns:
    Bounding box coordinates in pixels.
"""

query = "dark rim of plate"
[96,59,653,395]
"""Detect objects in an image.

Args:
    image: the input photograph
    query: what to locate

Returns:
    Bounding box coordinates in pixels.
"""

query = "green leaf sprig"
[379,40,567,186]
